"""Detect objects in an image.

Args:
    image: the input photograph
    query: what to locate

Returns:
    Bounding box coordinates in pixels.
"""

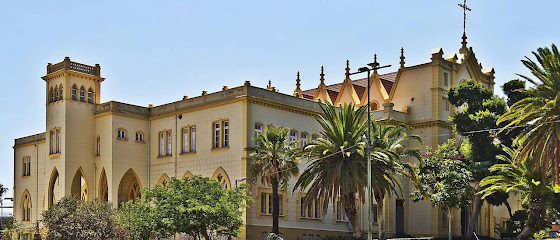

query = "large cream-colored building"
[13,39,519,239]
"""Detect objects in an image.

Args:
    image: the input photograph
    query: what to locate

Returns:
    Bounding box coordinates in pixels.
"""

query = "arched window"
[370,101,379,111]
[79,86,85,102]
[54,86,59,102]
[87,88,93,104]
[72,85,77,101]
[50,87,54,103]
[59,85,63,100]
[21,190,31,222]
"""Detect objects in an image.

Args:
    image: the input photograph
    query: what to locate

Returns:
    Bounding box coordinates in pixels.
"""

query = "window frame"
[299,193,321,220]
[79,86,86,102]
[259,188,285,217]
[96,136,101,156]
[158,130,172,157]
[72,85,78,101]
[117,128,127,140]
[212,119,230,150]
[49,128,61,155]
[181,126,196,154]
[87,88,94,104]
[135,131,144,142]
[300,132,309,146]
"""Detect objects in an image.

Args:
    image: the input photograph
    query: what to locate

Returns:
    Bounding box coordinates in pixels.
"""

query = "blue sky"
[0,0,559,203]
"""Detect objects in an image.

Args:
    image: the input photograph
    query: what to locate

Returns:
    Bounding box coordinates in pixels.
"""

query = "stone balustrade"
[47,57,100,76]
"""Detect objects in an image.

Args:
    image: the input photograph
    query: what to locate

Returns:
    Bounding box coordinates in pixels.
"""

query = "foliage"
[479,146,558,239]
[1,218,27,240]
[507,210,528,234]
[447,79,508,240]
[411,139,472,240]
[294,102,421,240]
[246,125,300,234]
[143,176,251,239]
[0,183,7,199]
[114,200,163,240]
[498,44,560,184]
[41,195,122,240]
[502,79,529,107]
[267,233,283,240]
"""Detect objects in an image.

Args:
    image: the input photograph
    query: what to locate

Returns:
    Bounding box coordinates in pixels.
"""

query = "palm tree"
[369,121,422,240]
[293,102,421,239]
[498,44,560,184]
[480,146,554,240]
[246,125,300,235]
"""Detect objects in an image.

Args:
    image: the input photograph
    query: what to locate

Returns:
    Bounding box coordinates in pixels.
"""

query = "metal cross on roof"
[458,0,471,35]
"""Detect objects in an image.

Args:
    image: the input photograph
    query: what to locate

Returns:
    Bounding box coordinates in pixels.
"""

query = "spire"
[267,79,273,90]
[458,0,471,54]
[400,47,405,68]
[373,54,378,74]
[319,65,325,85]
[345,59,350,78]
[293,71,303,98]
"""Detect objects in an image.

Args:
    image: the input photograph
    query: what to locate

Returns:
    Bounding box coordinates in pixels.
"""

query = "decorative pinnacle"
[460,32,468,54]
[400,47,405,68]
[296,71,301,88]
[345,59,350,77]
[319,65,325,84]
[267,80,272,90]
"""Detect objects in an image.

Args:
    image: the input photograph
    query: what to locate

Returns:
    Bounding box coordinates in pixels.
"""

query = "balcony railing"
[47,57,100,76]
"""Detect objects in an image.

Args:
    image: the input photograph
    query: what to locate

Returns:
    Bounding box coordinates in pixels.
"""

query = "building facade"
[13,41,519,239]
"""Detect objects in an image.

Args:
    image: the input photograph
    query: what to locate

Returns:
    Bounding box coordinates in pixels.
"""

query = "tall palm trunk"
[516,195,544,240]
[343,193,362,238]
[272,177,280,234]
[465,187,482,240]
[377,196,386,240]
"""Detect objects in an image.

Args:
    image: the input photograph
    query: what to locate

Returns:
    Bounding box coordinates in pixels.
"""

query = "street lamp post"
[350,54,390,240]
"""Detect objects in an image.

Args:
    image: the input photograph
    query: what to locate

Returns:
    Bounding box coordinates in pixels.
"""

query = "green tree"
[245,125,300,235]
[143,176,251,239]
[447,79,507,240]
[294,102,368,238]
[370,121,422,240]
[1,218,25,240]
[294,102,421,239]
[479,146,559,240]
[0,183,7,199]
[115,200,163,240]
[498,44,560,184]
[411,140,472,240]
[41,195,122,240]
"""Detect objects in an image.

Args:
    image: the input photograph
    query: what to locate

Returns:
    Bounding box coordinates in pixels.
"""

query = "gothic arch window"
[72,85,78,101]
[54,86,59,102]
[87,88,93,104]
[158,174,170,187]
[211,167,231,189]
[59,84,63,100]
[129,183,141,203]
[21,190,31,222]
[79,86,86,102]
[48,168,60,207]
[118,168,142,205]
[370,101,379,111]
[71,167,88,201]
[99,168,109,202]
[50,86,54,103]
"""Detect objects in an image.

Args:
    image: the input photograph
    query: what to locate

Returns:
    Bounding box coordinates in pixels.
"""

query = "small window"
[213,122,221,149]
[301,132,308,146]
[290,131,297,143]
[136,132,144,142]
[50,129,61,155]
[56,129,61,153]
[336,199,348,221]
[72,85,77,101]
[22,156,31,176]
[260,192,266,214]
[87,88,93,104]
[59,85,63,100]
[444,97,450,111]
[372,205,378,223]
[302,235,307,240]
[370,102,379,111]
[301,195,320,219]
[261,232,267,240]
[181,126,196,153]
[444,72,449,86]
[316,236,320,240]
[50,130,55,154]
[159,132,165,156]
[54,86,59,102]
[254,123,263,146]
[117,129,126,139]
[261,192,282,215]
[190,127,196,152]
[50,87,54,103]
[79,86,85,102]
[222,121,229,148]
[167,131,172,155]
[96,136,100,156]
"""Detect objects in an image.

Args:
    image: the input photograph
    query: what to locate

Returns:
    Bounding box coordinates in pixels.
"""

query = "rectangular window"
[301,133,308,146]
[22,157,27,176]
[136,132,143,142]
[190,127,196,152]
[444,97,450,111]
[87,90,93,104]
[290,131,297,142]
[50,131,55,154]
[268,193,273,214]
[261,193,266,214]
[314,199,320,218]
[167,131,172,156]
[444,72,449,86]
[372,205,378,223]
[222,121,229,147]
[182,128,188,153]
[56,129,61,153]
[96,137,100,156]
[27,157,31,176]
[300,197,306,217]
[159,133,165,156]
[311,134,318,143]
[254,123,263,146]
[213,123,221,149]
